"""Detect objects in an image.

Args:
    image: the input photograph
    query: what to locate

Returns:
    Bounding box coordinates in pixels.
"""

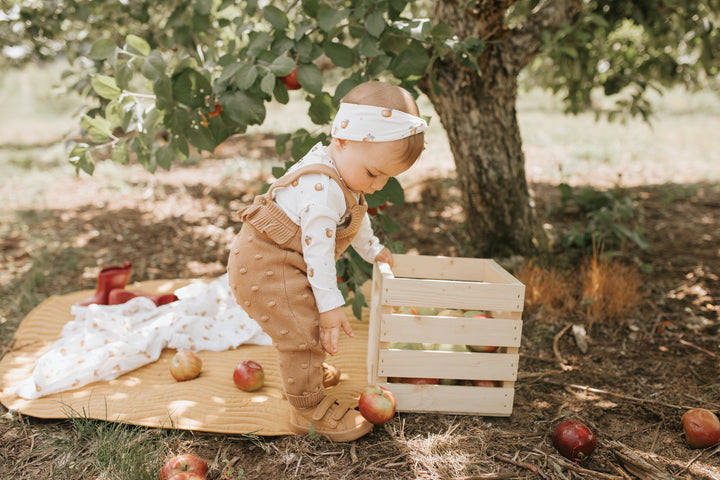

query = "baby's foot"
[290,395,372,442]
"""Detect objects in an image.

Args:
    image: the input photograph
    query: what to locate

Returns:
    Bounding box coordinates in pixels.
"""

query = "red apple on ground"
[279,66,301,90]
[358,385,396,425]
[681,408,720,448]
[551,419,597,461]
[159,454,208,480]
[169,350,202,381]
[233,360,265,392]
[168,473,206,480]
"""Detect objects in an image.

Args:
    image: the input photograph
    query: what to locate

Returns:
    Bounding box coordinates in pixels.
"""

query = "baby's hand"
[375,247,394,268]
[319,307,354,355]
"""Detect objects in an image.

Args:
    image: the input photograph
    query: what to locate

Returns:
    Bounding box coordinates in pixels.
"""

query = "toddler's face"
[332,140,410,195]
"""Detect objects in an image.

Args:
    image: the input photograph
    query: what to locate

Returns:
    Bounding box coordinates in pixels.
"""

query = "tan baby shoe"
[322,362,341,388]
[290,395,373,442]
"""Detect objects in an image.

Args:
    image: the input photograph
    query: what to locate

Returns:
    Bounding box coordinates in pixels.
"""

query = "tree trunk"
[419,0,579,258]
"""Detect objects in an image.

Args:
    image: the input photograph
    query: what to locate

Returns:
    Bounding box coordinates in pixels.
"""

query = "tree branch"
[510,0,582,68]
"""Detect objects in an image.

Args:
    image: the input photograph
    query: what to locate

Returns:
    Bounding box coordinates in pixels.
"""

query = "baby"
[227,81,426,442]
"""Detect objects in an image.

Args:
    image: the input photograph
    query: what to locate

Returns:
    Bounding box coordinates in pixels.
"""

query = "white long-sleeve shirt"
[272,143,385,313]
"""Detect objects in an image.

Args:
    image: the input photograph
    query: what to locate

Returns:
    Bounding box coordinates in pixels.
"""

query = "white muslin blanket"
[15,274,271,399]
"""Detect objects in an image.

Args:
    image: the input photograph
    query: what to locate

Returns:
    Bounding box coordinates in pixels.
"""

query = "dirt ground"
[1,133,719,479]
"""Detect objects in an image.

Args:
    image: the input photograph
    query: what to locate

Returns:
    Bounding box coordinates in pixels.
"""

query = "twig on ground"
[541,379,695,410]
[549,454,623,479]
[493,453,538,474]
[609,461,633,480]
[553,323,573,370]
[684,449,705,469]
[349,443,358,463]
[458,473,519,480]
[679,338,718,359]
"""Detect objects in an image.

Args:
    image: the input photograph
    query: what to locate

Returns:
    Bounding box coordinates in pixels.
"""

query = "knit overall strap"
[238,163,368,254]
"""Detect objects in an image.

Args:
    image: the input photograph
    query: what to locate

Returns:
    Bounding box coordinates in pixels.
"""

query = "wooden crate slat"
[380,382,514,416]
[392,254,493,281]
[380,313,522,347]
[378,349,518,381]
[381,277,524,311]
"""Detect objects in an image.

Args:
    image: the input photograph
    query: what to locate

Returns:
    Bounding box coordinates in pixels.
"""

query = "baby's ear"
[332,137,348,150]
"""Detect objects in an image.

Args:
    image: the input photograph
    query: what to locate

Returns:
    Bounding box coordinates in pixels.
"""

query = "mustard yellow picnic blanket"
[0,278,370,435]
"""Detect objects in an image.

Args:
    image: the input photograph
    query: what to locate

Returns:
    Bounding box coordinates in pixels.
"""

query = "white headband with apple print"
[331,103,428,142]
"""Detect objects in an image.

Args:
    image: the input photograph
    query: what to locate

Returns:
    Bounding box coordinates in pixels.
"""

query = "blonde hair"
[340,82,425,165]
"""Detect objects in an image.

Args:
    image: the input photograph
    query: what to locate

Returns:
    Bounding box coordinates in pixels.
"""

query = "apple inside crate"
[367,254,525,416]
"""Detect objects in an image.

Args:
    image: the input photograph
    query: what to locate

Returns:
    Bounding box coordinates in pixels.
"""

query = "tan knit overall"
[227,163,368,409]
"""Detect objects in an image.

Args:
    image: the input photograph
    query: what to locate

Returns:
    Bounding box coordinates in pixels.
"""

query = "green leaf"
[235,63,259,90]
[153,76,173,110]
[141,51,166,80]
[223,90,266,125]
[273,78,290,104]
[81,115,113,142]
[297,63,323,95]
[116,61,133,90]
[262,5,288,30]
[334,76,360,103]
[269,56,297,76]
[247,32,273,59]
[172,69,212,109]
[324,42,355,68]
[366,55,392,78]
[302,0,319,17]
[357,36,383,58]
[308,93,335,125]
[260,72,276,95]
[391,40,430,78]
[126,34,151,57]
[383,177,405,205]
[318,7,347,32]
[112,139,129,164]
[91,75,121,100]
[271,166,286,178]
[430,23,454,41]
[88,38,116,60]
[105,102,125,128]
[70,150,95,175]
[194,0,213,15]
[155,144,175,170]
[366,10,385,38]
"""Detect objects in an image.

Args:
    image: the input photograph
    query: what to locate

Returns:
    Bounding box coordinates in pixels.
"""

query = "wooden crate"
[367,254,525,416]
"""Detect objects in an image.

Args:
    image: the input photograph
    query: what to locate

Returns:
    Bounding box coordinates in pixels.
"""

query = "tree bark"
[419,0,580,257]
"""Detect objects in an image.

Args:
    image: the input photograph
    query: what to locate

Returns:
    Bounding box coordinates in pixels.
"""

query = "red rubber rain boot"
[76,262,132,306]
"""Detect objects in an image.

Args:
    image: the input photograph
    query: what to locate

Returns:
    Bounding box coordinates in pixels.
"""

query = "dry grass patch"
[517,252,643,331]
